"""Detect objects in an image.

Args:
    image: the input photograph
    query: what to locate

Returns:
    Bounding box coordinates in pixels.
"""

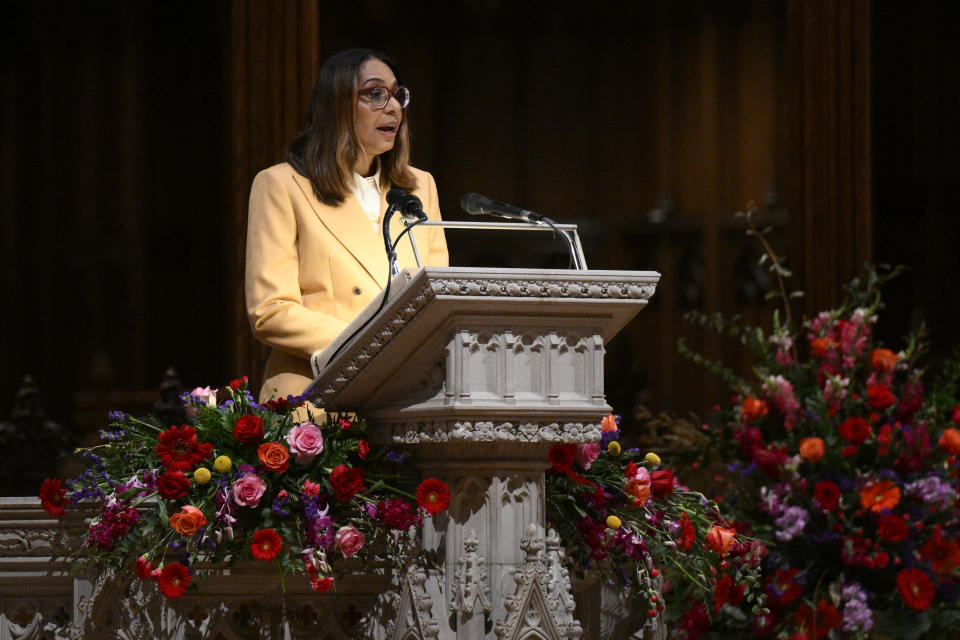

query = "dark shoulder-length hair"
[286,48,416,206]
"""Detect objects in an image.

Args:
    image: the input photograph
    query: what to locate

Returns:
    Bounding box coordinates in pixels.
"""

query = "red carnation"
[329,464,365,502]
[156,470,191,499]
[766,568,803,605]
[896,568,935,611]
[813,481,841,511]
[155,425,213,472]
[310,575,334,593]
[357,439,370,459]
[877,514,910,542]
[867,384,896,411]
[837,416,872,445]
[157,562,191,598]
[229,376,248,391]
[549,444,577,472]
[650,469,676,498]
[678,512,696,551]
[233,414,265,444]
[794,599,842,638]
[953,401,960,428]
[38,478,71,516]
[713,573,746,613]
[416,478,451,515]
[250,528,283,561]
[135,555,153,580]
[919,530,960,574]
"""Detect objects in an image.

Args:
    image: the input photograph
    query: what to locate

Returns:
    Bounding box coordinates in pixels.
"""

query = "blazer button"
[352,287,362,295]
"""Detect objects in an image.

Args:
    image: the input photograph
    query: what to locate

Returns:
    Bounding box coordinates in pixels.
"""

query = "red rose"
[813,481,841,511]
[877,514,909,542]
[838,416,872,444]
[939,428,960,456]
[233,414,265,444]
[650,469,675,498]
[867,384,896,411]
[549,444,577,472]
[896,568,935,611]
[156,470,191,499]
[329,464,364,502]
[38,478,71,517]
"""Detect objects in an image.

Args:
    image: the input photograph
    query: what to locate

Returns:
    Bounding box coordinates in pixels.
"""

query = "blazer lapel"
[291,172,388,289]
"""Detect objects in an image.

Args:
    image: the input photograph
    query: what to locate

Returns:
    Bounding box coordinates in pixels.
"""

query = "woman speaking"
[245,49,448,404]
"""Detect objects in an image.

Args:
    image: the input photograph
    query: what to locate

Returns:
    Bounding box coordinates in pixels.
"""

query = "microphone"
[387,188,427,222]
[460,192,545,223]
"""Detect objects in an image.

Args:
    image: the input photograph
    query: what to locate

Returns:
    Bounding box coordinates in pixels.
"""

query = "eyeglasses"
[358,85,411,110]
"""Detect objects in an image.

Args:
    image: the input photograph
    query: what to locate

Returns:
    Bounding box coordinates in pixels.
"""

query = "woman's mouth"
[377,124,397,136]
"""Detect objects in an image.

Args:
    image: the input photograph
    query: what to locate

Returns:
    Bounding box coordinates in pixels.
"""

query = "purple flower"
[840,581,873,634]
[905,475,958,510]
[385,449,406,464]
[774,506,808,541]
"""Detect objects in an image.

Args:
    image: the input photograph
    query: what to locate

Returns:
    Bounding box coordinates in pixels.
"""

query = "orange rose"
[741,397,768,424]
[169,505,207,536]
[859,480,901,513]
[257,442,290,473]
[870,348,899,373]
[938,428,960,456]
[705,525,737,556]
[811,336,837,358]
[799,437,825,463]
[601,414,619,433]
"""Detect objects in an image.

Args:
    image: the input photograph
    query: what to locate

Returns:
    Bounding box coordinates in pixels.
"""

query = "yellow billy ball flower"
[213,455,232,473]
[606,515,622,529]
[193,467,212,485]
[645,452,661,466]
[607,441,621,457]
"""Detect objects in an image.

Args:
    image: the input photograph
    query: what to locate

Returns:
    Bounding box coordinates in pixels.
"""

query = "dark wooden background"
[2,1,958,483]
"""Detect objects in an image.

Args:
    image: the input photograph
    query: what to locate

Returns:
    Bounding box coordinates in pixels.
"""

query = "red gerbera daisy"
[919,529,960,574]
[416,478,451,515]
[250,528,283,560]
[38,478,71,516]
[897,568,935,611]
[157,561,191,598]
[155,425,213,472]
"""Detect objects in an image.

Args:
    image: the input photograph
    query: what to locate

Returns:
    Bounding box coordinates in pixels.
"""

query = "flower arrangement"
[39,378,447,598]
[545,415,767,625]
[672,209,960,639]
[40,379,758,627]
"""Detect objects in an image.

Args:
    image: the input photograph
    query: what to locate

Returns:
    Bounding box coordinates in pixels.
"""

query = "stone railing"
[0,496,664,639]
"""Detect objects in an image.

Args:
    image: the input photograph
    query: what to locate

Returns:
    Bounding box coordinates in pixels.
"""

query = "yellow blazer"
[245,162,449,402]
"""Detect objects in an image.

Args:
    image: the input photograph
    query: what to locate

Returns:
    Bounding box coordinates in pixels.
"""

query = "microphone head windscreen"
[460,192,487,215]
[386,187,408,205]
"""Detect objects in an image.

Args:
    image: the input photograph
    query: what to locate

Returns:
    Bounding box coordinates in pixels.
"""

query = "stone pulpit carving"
[309,266,660,640]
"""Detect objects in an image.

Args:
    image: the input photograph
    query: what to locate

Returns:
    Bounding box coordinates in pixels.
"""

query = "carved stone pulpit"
[309,266,660,640]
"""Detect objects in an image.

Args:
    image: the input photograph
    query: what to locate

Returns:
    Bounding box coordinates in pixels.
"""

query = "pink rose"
[232,473,267,507]
[576,443,601,470]
[286,422,325,465]
[334,524,365,558]
[189,386,217,407]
